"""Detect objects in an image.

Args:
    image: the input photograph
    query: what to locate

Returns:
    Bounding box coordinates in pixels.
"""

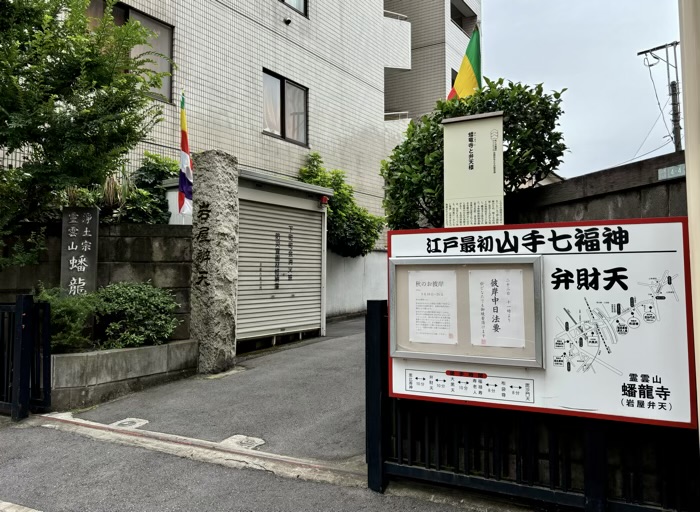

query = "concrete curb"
[27,413,534,512]
[36,413,366,487]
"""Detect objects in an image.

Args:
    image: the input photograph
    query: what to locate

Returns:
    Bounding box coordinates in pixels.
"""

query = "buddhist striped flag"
[447,25,481,100]
[178,92,193,214]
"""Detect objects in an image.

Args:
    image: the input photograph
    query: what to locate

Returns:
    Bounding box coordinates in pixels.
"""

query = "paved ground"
[0,317,533,512]
[77,318,366,461]
[0,426,465,512]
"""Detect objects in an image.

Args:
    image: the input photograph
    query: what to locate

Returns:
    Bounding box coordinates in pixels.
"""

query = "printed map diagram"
[551,271,680,376]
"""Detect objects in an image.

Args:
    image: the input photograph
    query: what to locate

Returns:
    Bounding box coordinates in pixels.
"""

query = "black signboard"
[60,207,99,295]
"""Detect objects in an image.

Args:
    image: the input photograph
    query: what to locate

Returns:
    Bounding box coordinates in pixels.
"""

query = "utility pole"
[637,41,682,152]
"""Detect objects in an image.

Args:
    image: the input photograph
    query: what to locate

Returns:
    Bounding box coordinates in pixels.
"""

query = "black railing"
[0,295,51,420]
[366,300,700,511]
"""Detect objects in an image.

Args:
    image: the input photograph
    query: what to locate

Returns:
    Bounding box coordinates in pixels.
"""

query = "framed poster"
[388,218,697,428]
[390,256,544,368]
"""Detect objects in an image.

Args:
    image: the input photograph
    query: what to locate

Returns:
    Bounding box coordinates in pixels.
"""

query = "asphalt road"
[77,318,367,462]
[0,318,534,512]
[0,424,461,512]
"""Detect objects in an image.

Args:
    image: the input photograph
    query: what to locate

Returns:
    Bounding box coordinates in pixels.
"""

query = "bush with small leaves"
[94,281,180,349]
[299,153,384,257]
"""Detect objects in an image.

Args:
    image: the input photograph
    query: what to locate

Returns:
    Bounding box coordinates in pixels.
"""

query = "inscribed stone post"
[190,150,239,373]
[60,207,99,295]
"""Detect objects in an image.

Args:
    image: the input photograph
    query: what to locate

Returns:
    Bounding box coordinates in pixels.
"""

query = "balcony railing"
[383,9,407,21]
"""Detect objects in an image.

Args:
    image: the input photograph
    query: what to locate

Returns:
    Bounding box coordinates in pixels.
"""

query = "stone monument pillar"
[190,150,239,373]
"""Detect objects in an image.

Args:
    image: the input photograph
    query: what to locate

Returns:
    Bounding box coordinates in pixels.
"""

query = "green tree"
[299,153,384,258]
[381,78,567,229]
[0,0,170,265]
[1,0,167,192]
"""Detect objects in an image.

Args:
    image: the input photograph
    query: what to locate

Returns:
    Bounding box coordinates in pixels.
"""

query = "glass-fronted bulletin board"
[388,219,697,428]
[390,256,544,368]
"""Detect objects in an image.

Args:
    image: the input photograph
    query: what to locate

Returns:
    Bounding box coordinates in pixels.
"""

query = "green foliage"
[94,281,179,349]
[130,152,179,224]
[299,153,384,258]
[0,168,46,269]
[381,78,567,229]
[36,285,99,352]
[40,151,178,224]
[0,0,168,192]
[38,281,179,352]
[0,0,173,264]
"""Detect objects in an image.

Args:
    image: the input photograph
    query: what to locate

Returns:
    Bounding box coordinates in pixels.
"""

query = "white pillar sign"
[388,218,697,428]
[443,111,504,227]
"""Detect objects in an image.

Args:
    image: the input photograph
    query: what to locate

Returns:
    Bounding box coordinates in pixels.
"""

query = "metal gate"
[0,295,51,420]
[366,300,700,511]
[238,199,324,340]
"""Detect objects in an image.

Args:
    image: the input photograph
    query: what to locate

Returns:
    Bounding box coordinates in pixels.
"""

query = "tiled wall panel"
[124,0,395,221]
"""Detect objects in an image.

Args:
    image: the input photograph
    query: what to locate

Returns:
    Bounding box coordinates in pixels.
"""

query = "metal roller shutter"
[238,199,323,339]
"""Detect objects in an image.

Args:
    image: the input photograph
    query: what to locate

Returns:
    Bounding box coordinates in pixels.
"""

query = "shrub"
[298,153,384,257]
[94,281,180,349]
[36,285,99,352]
[131,152,179,224]
[381,78,567,229]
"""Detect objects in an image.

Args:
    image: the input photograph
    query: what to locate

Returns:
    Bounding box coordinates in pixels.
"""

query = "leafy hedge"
[38,281,180,353]
[298,153,384,258]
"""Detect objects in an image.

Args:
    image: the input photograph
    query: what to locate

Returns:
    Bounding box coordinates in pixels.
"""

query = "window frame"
[262,69,309,147]
[279,0,308,18]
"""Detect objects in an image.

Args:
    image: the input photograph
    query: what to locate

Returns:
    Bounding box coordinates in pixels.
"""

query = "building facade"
[385,0,481,120]
[85,1,420,227]
[83,1,481,319]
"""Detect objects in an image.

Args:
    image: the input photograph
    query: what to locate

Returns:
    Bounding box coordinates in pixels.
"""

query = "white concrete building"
[87,0,481,318]
[385,0,481,120]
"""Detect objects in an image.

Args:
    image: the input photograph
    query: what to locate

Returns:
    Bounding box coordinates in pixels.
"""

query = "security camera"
[284,17,292,25]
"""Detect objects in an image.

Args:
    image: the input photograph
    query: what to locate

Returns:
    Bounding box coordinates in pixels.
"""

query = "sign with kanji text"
[388,218,696,428]
[442,111,504,227]
[60,207,99,296]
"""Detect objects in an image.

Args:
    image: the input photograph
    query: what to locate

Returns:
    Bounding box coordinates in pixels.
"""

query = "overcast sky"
[481,0,681,178]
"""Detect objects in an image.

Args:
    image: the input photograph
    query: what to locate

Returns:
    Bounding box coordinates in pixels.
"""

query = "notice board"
[388,218,696,428]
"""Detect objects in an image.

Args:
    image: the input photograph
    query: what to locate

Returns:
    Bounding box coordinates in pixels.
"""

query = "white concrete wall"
[445,3,473,92]
[326,250,388,317]
[384,0,481,119]
[122,0,411,223]
[383,16,412,70]
[384,0,446,118]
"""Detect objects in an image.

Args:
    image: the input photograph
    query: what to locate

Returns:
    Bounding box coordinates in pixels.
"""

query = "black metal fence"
[366,300,700,512]
[0,295,51,420]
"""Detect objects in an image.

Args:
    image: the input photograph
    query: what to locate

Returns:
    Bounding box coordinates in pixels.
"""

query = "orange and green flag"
[447,26,481,100]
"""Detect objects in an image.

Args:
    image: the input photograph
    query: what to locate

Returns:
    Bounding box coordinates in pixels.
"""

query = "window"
[451,69,459,87]
[280,0,307,16]
[87,1,173,101]
[263,70,308,146]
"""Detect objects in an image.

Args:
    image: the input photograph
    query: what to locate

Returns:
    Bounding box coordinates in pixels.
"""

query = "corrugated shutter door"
[238,199,323,340]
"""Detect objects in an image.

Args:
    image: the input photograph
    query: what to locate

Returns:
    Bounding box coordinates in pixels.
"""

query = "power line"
[617,139,673,167]
[630,97,670,160]
[644,56,673,141]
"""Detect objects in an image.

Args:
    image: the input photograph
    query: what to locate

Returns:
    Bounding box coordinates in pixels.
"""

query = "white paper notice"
[469,269,526,348]
[408,270,458,344]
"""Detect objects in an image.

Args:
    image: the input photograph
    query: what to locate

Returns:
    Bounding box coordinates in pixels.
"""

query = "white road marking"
[109,418,149,429]
[220,434,265,450]
[0,501,42,512]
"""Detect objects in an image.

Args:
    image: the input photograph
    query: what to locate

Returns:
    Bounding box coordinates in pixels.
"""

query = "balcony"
[382,10,411,70]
